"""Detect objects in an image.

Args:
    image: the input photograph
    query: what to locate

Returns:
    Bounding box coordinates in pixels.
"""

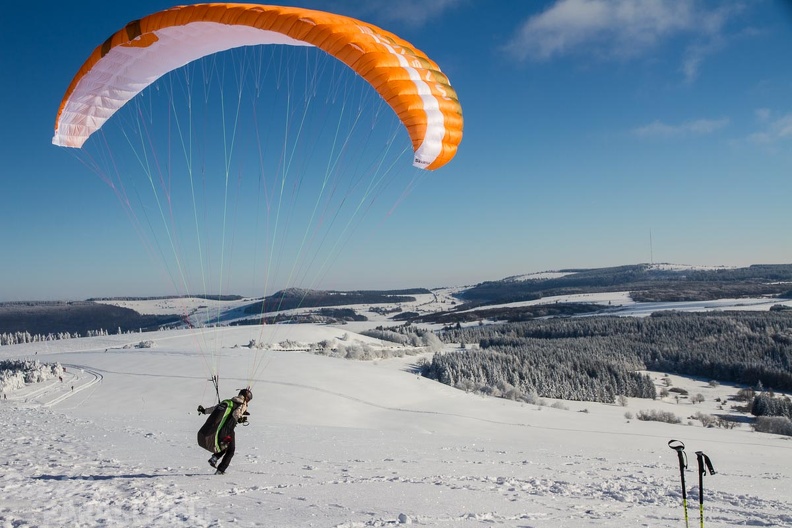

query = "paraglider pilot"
[197,388,252,474]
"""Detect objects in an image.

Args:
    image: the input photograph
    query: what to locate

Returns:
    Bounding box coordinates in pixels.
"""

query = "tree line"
[752,392,792,419]
[423,311,792,403]
[1,329,111,346]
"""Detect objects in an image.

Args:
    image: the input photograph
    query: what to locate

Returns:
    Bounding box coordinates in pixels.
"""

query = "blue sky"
[2,0,792,301]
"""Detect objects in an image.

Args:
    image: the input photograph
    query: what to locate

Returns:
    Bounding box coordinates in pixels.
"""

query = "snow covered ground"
[1,322,791,527]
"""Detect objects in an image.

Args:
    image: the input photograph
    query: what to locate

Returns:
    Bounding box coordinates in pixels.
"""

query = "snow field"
[1,324,791,527]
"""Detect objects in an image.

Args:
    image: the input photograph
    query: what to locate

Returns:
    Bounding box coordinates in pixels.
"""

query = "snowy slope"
[457,291,792,316]
[1,324,791,527]
[97,288,465,331]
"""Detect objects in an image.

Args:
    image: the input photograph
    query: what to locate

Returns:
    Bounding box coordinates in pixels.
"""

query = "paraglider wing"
[52,3,462,170]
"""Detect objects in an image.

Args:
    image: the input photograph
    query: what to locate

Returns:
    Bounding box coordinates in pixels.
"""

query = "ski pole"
[668,439,689,528]
[695,451,716,528]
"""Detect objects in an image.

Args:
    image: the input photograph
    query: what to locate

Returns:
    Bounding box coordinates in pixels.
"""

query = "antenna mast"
[649,229,654,265]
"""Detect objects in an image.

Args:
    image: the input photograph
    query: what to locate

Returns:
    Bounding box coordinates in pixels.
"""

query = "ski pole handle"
[668,439,685,452]
[668,440,688,470]
[669,439,689,528]
[695,451,716,476]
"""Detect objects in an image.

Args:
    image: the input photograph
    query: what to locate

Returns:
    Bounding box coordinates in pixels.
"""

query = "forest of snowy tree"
[424,311,792,403]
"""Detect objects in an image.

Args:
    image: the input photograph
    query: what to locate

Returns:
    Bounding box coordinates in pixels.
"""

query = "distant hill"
[1,264,790,337]
[0,289,432,336]
[0,301,181,336]
[456,263,792,306]
[87,294,244,302]
[242,288,431,314]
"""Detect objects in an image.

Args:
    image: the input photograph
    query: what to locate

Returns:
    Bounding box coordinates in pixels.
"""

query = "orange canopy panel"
[52,3,462,170]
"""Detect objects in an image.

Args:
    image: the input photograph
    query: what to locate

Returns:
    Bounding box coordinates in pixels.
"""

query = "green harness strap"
[214,399,235,452]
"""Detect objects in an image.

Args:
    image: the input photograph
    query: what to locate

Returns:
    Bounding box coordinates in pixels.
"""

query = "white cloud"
[505,0,743,80]
[632,117,730,138]
[748,112,792,144]
[754,108,771,122]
